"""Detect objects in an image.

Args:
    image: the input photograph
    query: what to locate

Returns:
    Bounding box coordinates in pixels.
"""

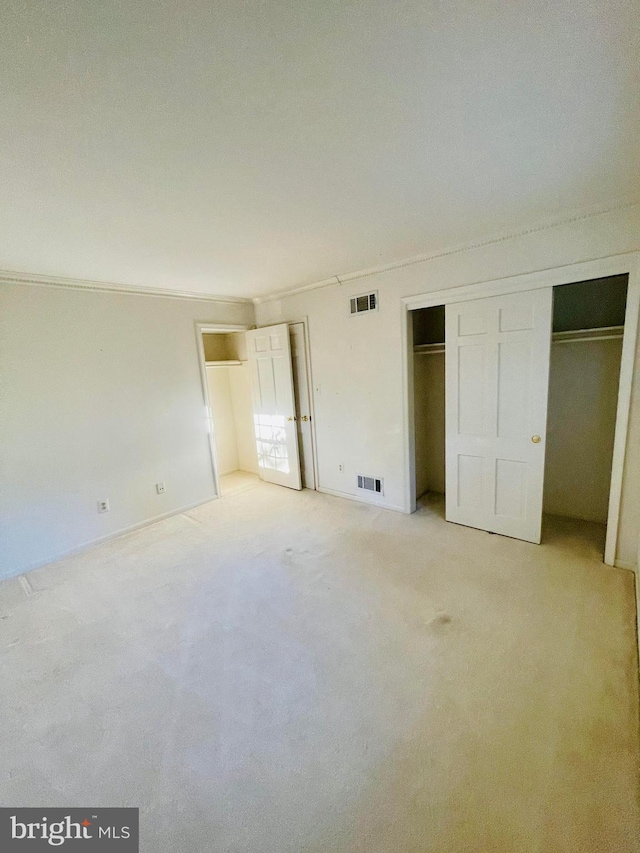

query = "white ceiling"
[1,0,638,299]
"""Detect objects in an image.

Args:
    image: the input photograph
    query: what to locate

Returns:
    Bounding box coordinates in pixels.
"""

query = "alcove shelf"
[202,331,247,363]
[414,343,445,355]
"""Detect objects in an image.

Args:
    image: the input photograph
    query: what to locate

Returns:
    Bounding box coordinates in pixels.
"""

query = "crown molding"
[253,198,640,305]
[0,270,252,304]
[3,197,638,307]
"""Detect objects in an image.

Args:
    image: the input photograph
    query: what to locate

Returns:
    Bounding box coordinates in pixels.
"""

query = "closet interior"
[412,274,628,548]
[203,332,259,494]
[413,304,446,501]
[543,275,627,528]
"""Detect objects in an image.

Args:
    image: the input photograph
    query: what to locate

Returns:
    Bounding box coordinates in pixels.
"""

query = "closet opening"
[199,323,317,498]
[410,274,629,560]
[202,331,260,497]
[412,304,446,512]
[544,274,628,554]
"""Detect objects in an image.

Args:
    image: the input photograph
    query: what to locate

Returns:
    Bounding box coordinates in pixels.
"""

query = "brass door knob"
[300,415,309,422]
[531,435,541,443]
[287,416,296,422]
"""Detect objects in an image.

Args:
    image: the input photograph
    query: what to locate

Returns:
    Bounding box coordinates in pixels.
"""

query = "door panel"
[445,289,553,543]
[246,324,302,490]
[458,345,486,435]
[289,323,316,489]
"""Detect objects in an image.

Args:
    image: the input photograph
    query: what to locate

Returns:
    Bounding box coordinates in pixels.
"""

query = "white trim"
[253,200,640,305]
[605,262,640,565]
[614,560,637,571]
[1,269,252,304]
[317,485,404,513]
[195,322,251,501]
[402,252,639,310]
[402,252,640,566]
[199,323,250,333]
[205,360,243,367]
[6,496,217,580]
[402,297,416,514]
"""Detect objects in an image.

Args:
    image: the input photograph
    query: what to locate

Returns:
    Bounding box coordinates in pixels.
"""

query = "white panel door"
[289,322,316,489]
[445,288,553,543]
[246,324,302,490]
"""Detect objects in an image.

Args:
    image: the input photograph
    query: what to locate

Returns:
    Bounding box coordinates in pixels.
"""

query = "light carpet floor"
[0,485,638,852]
[219,470,262,497]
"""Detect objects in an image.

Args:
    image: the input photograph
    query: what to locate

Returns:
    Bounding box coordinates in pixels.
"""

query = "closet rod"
[413,325,624,353]
[552,325,624,345]
[414,344,445,355]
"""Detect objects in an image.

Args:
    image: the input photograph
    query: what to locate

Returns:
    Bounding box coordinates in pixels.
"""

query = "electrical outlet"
[97,499,110,513]
[338,463,344,473]
[156,482,165,495]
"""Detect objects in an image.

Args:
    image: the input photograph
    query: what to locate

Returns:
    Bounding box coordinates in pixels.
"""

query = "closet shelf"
[552,326,623,344]
[414,343,445,355]
[205,360,243,367]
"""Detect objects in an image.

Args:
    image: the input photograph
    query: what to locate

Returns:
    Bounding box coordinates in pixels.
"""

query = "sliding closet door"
[445,289,553,543]
[246,324,302,490]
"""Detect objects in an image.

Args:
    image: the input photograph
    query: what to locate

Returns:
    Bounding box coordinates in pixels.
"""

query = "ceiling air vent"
[350,291,378,315]
[357,474,384,495]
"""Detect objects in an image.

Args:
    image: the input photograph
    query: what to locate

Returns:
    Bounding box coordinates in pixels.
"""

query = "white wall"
[256,204,640,566]
[544,339,622,523]
[229,364,259,474]
[0,283,253,579]
[207,368,239,475]
[413,352,445,497]
[230,332,249,362]
[206,363,259,476]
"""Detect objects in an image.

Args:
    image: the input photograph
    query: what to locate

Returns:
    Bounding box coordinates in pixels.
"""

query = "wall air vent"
[357,475,384,495]
[350,291,378,315]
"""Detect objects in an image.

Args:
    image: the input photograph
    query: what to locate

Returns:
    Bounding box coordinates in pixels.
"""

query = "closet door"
[246,324,302,490]
[445,289,552,543]
[289,322,316,489]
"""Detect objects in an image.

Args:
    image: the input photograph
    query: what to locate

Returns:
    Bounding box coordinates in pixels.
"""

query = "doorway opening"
[543,274,628,554]
[412,304,446,515]
[203,331,259,497]
[198,322,316,498]
[410,273,630,561]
